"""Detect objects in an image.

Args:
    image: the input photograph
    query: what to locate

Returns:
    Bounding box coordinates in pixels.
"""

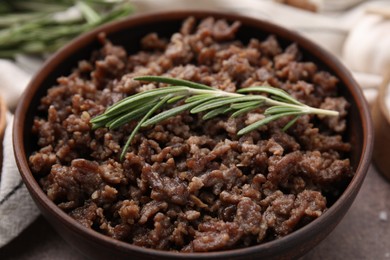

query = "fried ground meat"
[29,17,353,252]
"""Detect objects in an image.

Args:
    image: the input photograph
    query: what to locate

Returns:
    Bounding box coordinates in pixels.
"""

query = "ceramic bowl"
[13,10,373,259]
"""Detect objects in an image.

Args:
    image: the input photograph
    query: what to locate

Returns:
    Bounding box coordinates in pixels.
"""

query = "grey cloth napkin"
[0,58,41,247]
[0,115,40,247]
[0,0,387,249]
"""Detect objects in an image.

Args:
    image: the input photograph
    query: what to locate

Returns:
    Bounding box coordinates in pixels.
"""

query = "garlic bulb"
[343,14,390,75]
[322,0,364,11]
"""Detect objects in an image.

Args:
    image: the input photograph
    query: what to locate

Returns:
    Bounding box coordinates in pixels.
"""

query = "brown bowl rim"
[13,10,373,258]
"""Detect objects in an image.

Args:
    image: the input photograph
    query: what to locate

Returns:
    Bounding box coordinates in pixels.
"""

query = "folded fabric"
[0,115,40,247]
[0,60,31,110]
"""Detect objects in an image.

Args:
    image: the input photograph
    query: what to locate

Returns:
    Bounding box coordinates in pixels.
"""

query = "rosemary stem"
[186,88,241,97]
[188,89,338,117]
[301,106,339,116]
[263,98,339,116]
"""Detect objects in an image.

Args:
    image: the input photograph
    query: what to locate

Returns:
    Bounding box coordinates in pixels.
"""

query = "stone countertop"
[1,165,389,260]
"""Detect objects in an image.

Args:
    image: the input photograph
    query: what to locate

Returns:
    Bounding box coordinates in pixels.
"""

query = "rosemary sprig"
[0,0,133,58]
[90,76,339,160]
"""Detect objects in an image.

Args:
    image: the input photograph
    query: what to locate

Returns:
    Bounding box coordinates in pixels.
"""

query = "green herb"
[0,0,133,58]
[90,76,339,160]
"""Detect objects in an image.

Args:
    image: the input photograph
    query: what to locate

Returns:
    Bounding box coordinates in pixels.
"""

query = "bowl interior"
[15,10,373,259]
[23,12,365,169]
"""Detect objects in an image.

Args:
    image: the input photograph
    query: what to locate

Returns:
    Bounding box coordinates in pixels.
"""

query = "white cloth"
[0,0,388,248]
[0,60,31,110]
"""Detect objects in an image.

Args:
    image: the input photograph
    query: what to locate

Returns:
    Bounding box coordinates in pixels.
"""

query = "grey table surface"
[1,164,389,260]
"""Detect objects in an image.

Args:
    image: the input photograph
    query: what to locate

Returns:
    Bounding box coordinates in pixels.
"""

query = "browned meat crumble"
[29,17,353,252]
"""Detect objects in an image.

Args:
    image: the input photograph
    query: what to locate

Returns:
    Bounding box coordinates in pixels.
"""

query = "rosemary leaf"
[238,86,304,105]
[77,1,101,24]
[237,111,303,135]
[91,119,109,130]
[185,93,216,103]
[231,105,260,118]
[190,96,261,114]
[282,115,300,132]
[202,106,231,120]
[142,97,215,127]
[264,105,303,115]
[104,88,163,112]
[107,102,158,130]
[105,87,188,116]
[134,76,214,90]
[230,100,264,110]
[167,95,186,104]
[90,113,111,124]
[120,94,172,161]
